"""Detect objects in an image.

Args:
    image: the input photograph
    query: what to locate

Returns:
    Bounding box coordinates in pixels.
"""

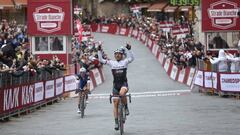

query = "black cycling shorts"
[112,82,128,95]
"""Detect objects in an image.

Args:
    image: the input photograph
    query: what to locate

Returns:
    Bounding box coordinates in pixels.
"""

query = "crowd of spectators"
[0,19,65,79]
[72,36,103,72]
[83,15,204,69]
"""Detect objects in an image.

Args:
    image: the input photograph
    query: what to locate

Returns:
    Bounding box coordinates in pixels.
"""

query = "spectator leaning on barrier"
[208,49,228,72]
[226,51,240,73]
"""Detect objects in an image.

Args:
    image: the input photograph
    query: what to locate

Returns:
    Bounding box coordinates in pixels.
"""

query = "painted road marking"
[89,89,191,99]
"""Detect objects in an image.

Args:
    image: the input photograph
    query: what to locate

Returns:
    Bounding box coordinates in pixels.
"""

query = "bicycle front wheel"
[119,104,124,135]
[81,94,85,118]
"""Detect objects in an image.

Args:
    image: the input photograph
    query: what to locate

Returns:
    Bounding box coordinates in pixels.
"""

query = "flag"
[76,19,83,42]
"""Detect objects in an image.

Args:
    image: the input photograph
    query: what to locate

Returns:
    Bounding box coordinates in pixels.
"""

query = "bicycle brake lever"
[129,94,132,103]
[109,95,112,104]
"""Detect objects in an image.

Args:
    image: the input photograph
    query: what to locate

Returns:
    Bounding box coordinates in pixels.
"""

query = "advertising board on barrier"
[3,88,20,112]
[202,0,240,31]
[151,44,159,57]
[204,72,218,89]
[187,68,196,86]
[119,28,127,35]
[45,80,55,99]
[178,68,186,83]
[101,26,109,33]
[194,70,203,86]
[158,53,165,65]
[170,65,178,80]
[35,82,44,102]
[91,68,102,85]
[56,78,64,95]
[164,59,171,72]
[147,39,153,48]
[64,75,77,92]
[220,73,240,92]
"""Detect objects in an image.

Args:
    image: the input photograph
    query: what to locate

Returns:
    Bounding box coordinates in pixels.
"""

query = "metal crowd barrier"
[0,69,64,88]
[196,59,236,72]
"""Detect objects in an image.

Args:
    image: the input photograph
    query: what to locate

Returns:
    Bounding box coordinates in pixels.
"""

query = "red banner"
[171,25,190,35]
[27,0,72,35]
[202,0,240,32]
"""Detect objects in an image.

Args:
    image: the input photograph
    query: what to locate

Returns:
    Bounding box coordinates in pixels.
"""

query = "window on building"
[33,36,66,54]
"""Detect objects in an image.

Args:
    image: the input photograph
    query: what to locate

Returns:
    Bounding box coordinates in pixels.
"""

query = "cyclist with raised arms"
[97,43,134,130]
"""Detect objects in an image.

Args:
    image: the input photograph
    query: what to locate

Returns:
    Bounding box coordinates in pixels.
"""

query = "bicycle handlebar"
[109,94,132,104]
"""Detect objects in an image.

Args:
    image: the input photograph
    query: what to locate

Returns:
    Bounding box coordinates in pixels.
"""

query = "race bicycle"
[110,94,131,135]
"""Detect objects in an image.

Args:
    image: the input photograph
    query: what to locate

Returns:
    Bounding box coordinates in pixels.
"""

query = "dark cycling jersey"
[77,73,90,90]
[98,49,134,92]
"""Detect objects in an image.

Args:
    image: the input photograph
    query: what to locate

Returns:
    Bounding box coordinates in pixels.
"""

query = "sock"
[115,118,118,124]
[125,104,128,109]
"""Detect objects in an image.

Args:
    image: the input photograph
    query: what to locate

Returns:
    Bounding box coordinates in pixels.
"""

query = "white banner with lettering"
[34,82,44,102]
[194,70,203,86]
[45,80,55,99]
[92,68,102,85]
[56,78,64,95]
[164,59,170,72]
[170,65,178,80]
[178,68,186,83]
[220,74,240,92]
[65,75,77,92]
[204,72,217,89]
[187,68,196,86]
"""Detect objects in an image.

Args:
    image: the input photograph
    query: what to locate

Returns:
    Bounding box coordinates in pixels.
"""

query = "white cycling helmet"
[114,49,123,54]
[79,67,87,73]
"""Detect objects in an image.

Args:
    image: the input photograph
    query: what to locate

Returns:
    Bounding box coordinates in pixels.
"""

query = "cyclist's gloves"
[97,45,102,51]
[126,43,131,50]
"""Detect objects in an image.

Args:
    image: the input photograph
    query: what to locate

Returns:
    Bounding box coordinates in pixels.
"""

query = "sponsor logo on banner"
[128,27,133,37]
[152,44,159,57]
[35,82,44,102]
[171,25,190,36]
[33,4,65,33]
[56,78,63,95]
[194,70,204,86]
[132,30,138,37]
[92,68,102,85]
[158,53,165,65]
[164,59,170,71]
[147,39,152,47]
[101,26,109,33]
[220,73,240,92]
[22,85,34,106]
[178,68,186,83]
[3,88,20,111]
[65,75,77,92]
[141,34,146,41]
[45,80,55,99]
[120,28,126,35]
[204,72,217,89]
[170,65,178,80]
[89,78,94,91]
[187,68,196,86]
[208,0,239,29]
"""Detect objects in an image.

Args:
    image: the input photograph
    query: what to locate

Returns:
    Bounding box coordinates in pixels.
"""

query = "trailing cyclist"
[75,67,90,114]
[97,43,134,130]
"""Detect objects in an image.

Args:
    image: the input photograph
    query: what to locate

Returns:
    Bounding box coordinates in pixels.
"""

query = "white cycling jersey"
[98,50,134,83]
